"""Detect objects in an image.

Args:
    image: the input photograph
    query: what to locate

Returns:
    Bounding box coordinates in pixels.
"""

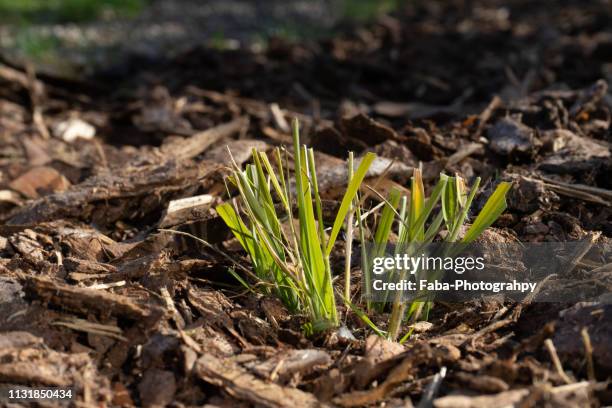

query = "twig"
[417,366,447,408]
[54,249,63,267]
[51,317,127,341]
[559,232,601,276]
[0,62,44,91]
[178,329,202,353]
[445,143,483,168]
[93,139,108,168]
[474,95,502,139]
[433,381,608,407]
[540,177,612,207]
[160,117,248,160]
[586,261,612,276]
[160,286,184,328]
[469,318,515,348]
[544,338,573,384]
[581,328,596,381]
[520,273,556,307]
[86,280,126,290]
[269,358,285,382]
[549,380,608,395]
[270,103,290,133]
[24,64,50,139]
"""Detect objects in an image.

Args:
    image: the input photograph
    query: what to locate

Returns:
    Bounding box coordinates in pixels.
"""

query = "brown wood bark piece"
[9,166,71,199]
[158,194,214,228]
[433,389,529,408]
[246,349,331,382]
[20,274,162,322]
[195,353,326,408]
[6,160,219,225]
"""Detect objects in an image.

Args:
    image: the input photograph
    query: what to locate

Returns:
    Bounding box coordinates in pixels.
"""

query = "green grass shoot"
[217,117,510,339]
[356,170,510,341]
[217,118,375,333]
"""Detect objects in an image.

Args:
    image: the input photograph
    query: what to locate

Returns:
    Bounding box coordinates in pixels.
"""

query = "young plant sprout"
[217,117,510,339]
[217,119,375,333]
[357,169,511,342]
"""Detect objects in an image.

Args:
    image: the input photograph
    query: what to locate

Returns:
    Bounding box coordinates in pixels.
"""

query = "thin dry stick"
[51,319,127,341]
[25,63,50,139]
[558,232,601,276]
[581,327,596,381]
[87,280,126,290]
[269,358,285,382]
[474,95,502,138]
[416,366,447,408]
[344,152,355,300]
[545,338,573,384]
[93,139,109,168]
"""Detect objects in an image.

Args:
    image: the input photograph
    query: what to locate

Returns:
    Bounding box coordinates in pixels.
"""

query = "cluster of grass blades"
[216,117,510,339]
[217,119,375,334]
[357,169,511,342]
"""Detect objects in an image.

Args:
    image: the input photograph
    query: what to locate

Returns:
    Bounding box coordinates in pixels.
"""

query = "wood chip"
[196,353,326,408]
[7,160,217,226]
[159,194,214,228]
[433,389,529,408]
[0,189,22,205]
[335,343,437,407]
[246,349,331,382]
[9,166,71,199]
[20,274,161,322]
[365,334,405,362]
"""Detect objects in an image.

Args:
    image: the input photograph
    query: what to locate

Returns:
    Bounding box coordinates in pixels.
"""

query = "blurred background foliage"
[0,0,144,23]
[0,0,401,76]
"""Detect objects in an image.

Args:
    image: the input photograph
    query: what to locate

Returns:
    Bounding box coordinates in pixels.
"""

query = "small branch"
[581,328,596,381]
[544,338,573,384]
[474,95,502,139]
[417,366,447,408]
[540,176,612,207]
[86,280,126,290]
[160,117,248,160]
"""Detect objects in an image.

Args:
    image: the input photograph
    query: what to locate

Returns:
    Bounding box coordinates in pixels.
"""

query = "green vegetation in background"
[342,0,402,21]
[0,0,144,24]
[0,0,400,73]
[245,0,402,48]
[0,0,144,69]
[11,30,61,59]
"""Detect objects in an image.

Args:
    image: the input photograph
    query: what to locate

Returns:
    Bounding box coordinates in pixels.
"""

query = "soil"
[1,0,611,407]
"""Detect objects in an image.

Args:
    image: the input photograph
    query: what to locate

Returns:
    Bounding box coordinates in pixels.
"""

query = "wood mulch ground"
[1,0,611,406]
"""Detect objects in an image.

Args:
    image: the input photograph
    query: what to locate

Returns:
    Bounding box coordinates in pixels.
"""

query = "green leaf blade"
[462,182,511,243]
[326,152,376,256]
